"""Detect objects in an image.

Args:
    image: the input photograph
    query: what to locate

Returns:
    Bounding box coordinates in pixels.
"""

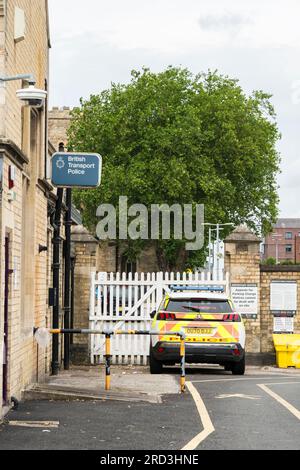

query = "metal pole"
[0,73,36,84]
[216,224,220,280]
[51,186,64,375]
[208,228,212,279]
[70,256,76,345]
[63,187,72,370]
[105,334,111,391]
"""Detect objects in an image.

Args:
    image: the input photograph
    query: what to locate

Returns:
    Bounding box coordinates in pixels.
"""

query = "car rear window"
[166,299,233,313]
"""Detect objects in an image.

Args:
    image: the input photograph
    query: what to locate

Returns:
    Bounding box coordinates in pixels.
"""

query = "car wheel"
[149,347,163,374]
[231,356,245,375]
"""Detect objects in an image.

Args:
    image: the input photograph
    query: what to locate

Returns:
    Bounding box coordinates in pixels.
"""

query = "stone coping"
[260,265,300,272]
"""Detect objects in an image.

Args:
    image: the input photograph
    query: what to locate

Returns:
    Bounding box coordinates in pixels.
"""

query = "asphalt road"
[1,368,300,450]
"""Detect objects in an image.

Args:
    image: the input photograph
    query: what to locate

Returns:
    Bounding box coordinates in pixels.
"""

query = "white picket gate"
[89,271,229,365]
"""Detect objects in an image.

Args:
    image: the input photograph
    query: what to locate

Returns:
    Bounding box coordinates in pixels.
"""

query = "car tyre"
[149,346,163,374]
[231,356,245,375]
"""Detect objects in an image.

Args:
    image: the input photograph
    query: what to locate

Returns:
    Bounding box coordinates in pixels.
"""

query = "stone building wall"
[0,0,51,416]
[48,107,72,151]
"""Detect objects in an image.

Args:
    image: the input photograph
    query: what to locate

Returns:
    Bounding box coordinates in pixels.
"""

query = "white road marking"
[8,421,59,428]
[192,376,298,384]
[258,381,300,386]
[182,377,300,449]
[216,393,261,400]
[258,384,300,421]
[181,381,215,450]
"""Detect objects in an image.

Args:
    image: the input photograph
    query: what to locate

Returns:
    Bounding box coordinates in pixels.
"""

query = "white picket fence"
[89,271,229,365]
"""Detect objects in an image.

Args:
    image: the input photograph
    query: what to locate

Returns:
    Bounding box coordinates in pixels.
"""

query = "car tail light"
[157,312,176,321]
[233,345,241,356]
[157,346,165,354]
[223,314,240,322]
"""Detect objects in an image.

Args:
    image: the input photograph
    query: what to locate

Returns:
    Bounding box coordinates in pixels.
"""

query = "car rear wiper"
[182,305,216,312]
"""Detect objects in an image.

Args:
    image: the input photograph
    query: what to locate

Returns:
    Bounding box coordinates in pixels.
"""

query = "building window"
[237,242,248,253]
[121,255,137,274]
[30,108,44,179]
[285,232,293,239]
[285,245,292,253]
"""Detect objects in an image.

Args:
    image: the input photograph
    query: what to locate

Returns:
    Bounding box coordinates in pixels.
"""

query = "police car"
[150,285,246,375]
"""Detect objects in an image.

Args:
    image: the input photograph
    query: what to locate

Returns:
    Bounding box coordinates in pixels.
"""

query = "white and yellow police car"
[150,285,246,375]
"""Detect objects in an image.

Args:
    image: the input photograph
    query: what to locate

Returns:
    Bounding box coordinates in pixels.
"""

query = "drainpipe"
[63,187,72,370]
[70,255,76,345]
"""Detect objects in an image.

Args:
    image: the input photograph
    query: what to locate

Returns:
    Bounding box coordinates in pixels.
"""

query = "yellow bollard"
[180,336,186,393]
[105,334,111,391]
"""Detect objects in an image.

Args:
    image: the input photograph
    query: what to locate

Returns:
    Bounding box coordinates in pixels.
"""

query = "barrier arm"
[34,328,186,394]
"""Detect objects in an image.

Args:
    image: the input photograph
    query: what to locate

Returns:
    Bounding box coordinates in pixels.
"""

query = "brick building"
[263,218,300,263]
[0,0,55,417]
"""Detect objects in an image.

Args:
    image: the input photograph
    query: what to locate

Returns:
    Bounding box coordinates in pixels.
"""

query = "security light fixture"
[16,84,47,108]
[0,73,47,108]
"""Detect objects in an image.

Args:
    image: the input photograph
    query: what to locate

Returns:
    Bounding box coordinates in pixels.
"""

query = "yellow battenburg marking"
[156,316,240,344]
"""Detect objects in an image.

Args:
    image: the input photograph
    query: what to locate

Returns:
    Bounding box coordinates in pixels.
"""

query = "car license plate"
[186,328,213,335]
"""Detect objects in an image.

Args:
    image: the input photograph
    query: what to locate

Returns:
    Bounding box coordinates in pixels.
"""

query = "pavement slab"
[23,365,180,404]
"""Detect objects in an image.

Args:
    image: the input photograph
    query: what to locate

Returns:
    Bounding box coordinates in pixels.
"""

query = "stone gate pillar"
[71,225,98,364]
[224,225,262,360]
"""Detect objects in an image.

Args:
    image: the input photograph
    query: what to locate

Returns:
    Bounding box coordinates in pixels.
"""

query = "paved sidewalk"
[22,364,300,404]
[23,365,180,404]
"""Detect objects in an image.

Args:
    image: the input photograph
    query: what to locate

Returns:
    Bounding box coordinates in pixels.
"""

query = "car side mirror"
[150,310,156,319]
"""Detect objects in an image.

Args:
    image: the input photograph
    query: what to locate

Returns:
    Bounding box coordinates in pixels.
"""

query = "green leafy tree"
[68,67,281,271]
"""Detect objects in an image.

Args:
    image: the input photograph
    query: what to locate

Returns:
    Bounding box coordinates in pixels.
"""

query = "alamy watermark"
[96,196,204,251]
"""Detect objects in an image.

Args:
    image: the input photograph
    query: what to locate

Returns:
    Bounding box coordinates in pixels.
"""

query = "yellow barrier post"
[105,333,111,391]
[180,333,186,393]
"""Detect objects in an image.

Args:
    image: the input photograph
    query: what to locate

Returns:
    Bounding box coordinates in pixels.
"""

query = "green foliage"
[279,260,297,266]
[263,257,277,266]
[68,67,281,271]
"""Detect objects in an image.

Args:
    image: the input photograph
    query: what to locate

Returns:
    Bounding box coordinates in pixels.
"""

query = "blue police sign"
[51,152,102,188]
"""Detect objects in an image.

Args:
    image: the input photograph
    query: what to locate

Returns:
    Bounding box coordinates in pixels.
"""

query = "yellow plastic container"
[273,334,300,369]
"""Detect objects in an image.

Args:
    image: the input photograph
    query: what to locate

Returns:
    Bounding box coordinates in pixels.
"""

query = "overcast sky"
[49,0,300,218]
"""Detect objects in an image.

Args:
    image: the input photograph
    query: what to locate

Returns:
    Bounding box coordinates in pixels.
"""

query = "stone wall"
[224,226,262,358]
[71,225,300,366]
[225,225,300,364]
[260,266,300,353]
